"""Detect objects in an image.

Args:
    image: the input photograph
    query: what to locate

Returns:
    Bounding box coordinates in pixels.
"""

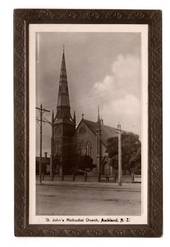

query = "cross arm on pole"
[35,104,50,184]
[36,106,50,113]
[36,118,52,126]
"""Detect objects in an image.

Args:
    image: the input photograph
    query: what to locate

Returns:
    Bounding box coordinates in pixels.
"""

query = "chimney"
[44,152,48,159]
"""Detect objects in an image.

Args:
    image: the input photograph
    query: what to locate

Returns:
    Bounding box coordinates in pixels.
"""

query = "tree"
[106,133,141,174]
[129,146,141,174]
[77,155,95,171]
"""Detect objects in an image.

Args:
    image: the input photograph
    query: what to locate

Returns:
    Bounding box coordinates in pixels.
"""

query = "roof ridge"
[83,119,97,123]
[83,118,117,130]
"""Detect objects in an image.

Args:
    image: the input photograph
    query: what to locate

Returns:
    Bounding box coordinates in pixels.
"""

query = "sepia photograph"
[14,9,162,237]
[28,24,148,225]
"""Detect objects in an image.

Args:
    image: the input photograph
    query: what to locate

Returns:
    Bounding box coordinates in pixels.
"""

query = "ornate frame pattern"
[14,9,162,237]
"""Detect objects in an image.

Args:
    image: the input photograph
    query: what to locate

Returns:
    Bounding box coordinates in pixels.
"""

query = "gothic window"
[86,141,92,156]
[78,141,92,156]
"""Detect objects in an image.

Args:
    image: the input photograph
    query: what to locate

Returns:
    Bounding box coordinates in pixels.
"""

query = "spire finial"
[97,105,100,122]
[52,109,54,118]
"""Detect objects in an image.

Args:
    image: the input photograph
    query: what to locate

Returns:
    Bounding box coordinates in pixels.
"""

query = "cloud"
[112,54,140,96]
[92,75,116,103]
[102,94,140,118]
[79,53,141,134]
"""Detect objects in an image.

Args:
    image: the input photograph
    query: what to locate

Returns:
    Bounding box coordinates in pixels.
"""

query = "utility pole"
[117,123,122,186]
[36,104,50,183]
[50,110,54,180]
[97,107,102,182]
[97,127,102,182]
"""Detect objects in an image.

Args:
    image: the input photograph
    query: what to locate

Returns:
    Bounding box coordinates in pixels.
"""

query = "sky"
[36,32,141,156]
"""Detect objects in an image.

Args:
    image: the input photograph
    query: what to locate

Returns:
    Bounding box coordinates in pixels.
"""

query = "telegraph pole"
[36,104,50,183]
[98,127,102,182]
[50,110,54,180]
[97,107,102,182]
[117,123,122,186]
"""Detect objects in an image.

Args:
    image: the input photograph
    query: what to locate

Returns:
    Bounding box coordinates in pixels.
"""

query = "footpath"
[36,179,141,192]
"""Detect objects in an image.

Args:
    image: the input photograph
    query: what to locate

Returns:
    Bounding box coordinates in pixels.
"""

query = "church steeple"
[56,47,71,119]
[97,106,101,125]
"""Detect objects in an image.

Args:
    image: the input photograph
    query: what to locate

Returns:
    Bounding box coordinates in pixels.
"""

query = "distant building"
[36,152,50,175]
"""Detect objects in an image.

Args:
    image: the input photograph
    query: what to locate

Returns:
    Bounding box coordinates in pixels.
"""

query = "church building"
[51,49,123,179]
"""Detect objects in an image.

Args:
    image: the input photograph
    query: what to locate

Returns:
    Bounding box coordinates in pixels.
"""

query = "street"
[36,181,141,216]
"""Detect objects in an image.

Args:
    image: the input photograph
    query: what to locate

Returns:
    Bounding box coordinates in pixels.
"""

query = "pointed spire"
[56,47,71,119]
[97,106,100,123]
[97,106,102,130]
[73,111,76,126]
[59,46,68,89]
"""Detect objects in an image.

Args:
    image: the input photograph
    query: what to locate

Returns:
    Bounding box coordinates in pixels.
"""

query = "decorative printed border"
[14,9,162,237]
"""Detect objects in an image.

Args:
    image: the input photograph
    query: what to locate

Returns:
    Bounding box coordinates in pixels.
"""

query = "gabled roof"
[77,119,119,146]
[101,124,119,145]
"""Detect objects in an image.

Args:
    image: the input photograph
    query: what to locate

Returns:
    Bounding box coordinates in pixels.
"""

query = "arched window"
[86,141,92,156]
